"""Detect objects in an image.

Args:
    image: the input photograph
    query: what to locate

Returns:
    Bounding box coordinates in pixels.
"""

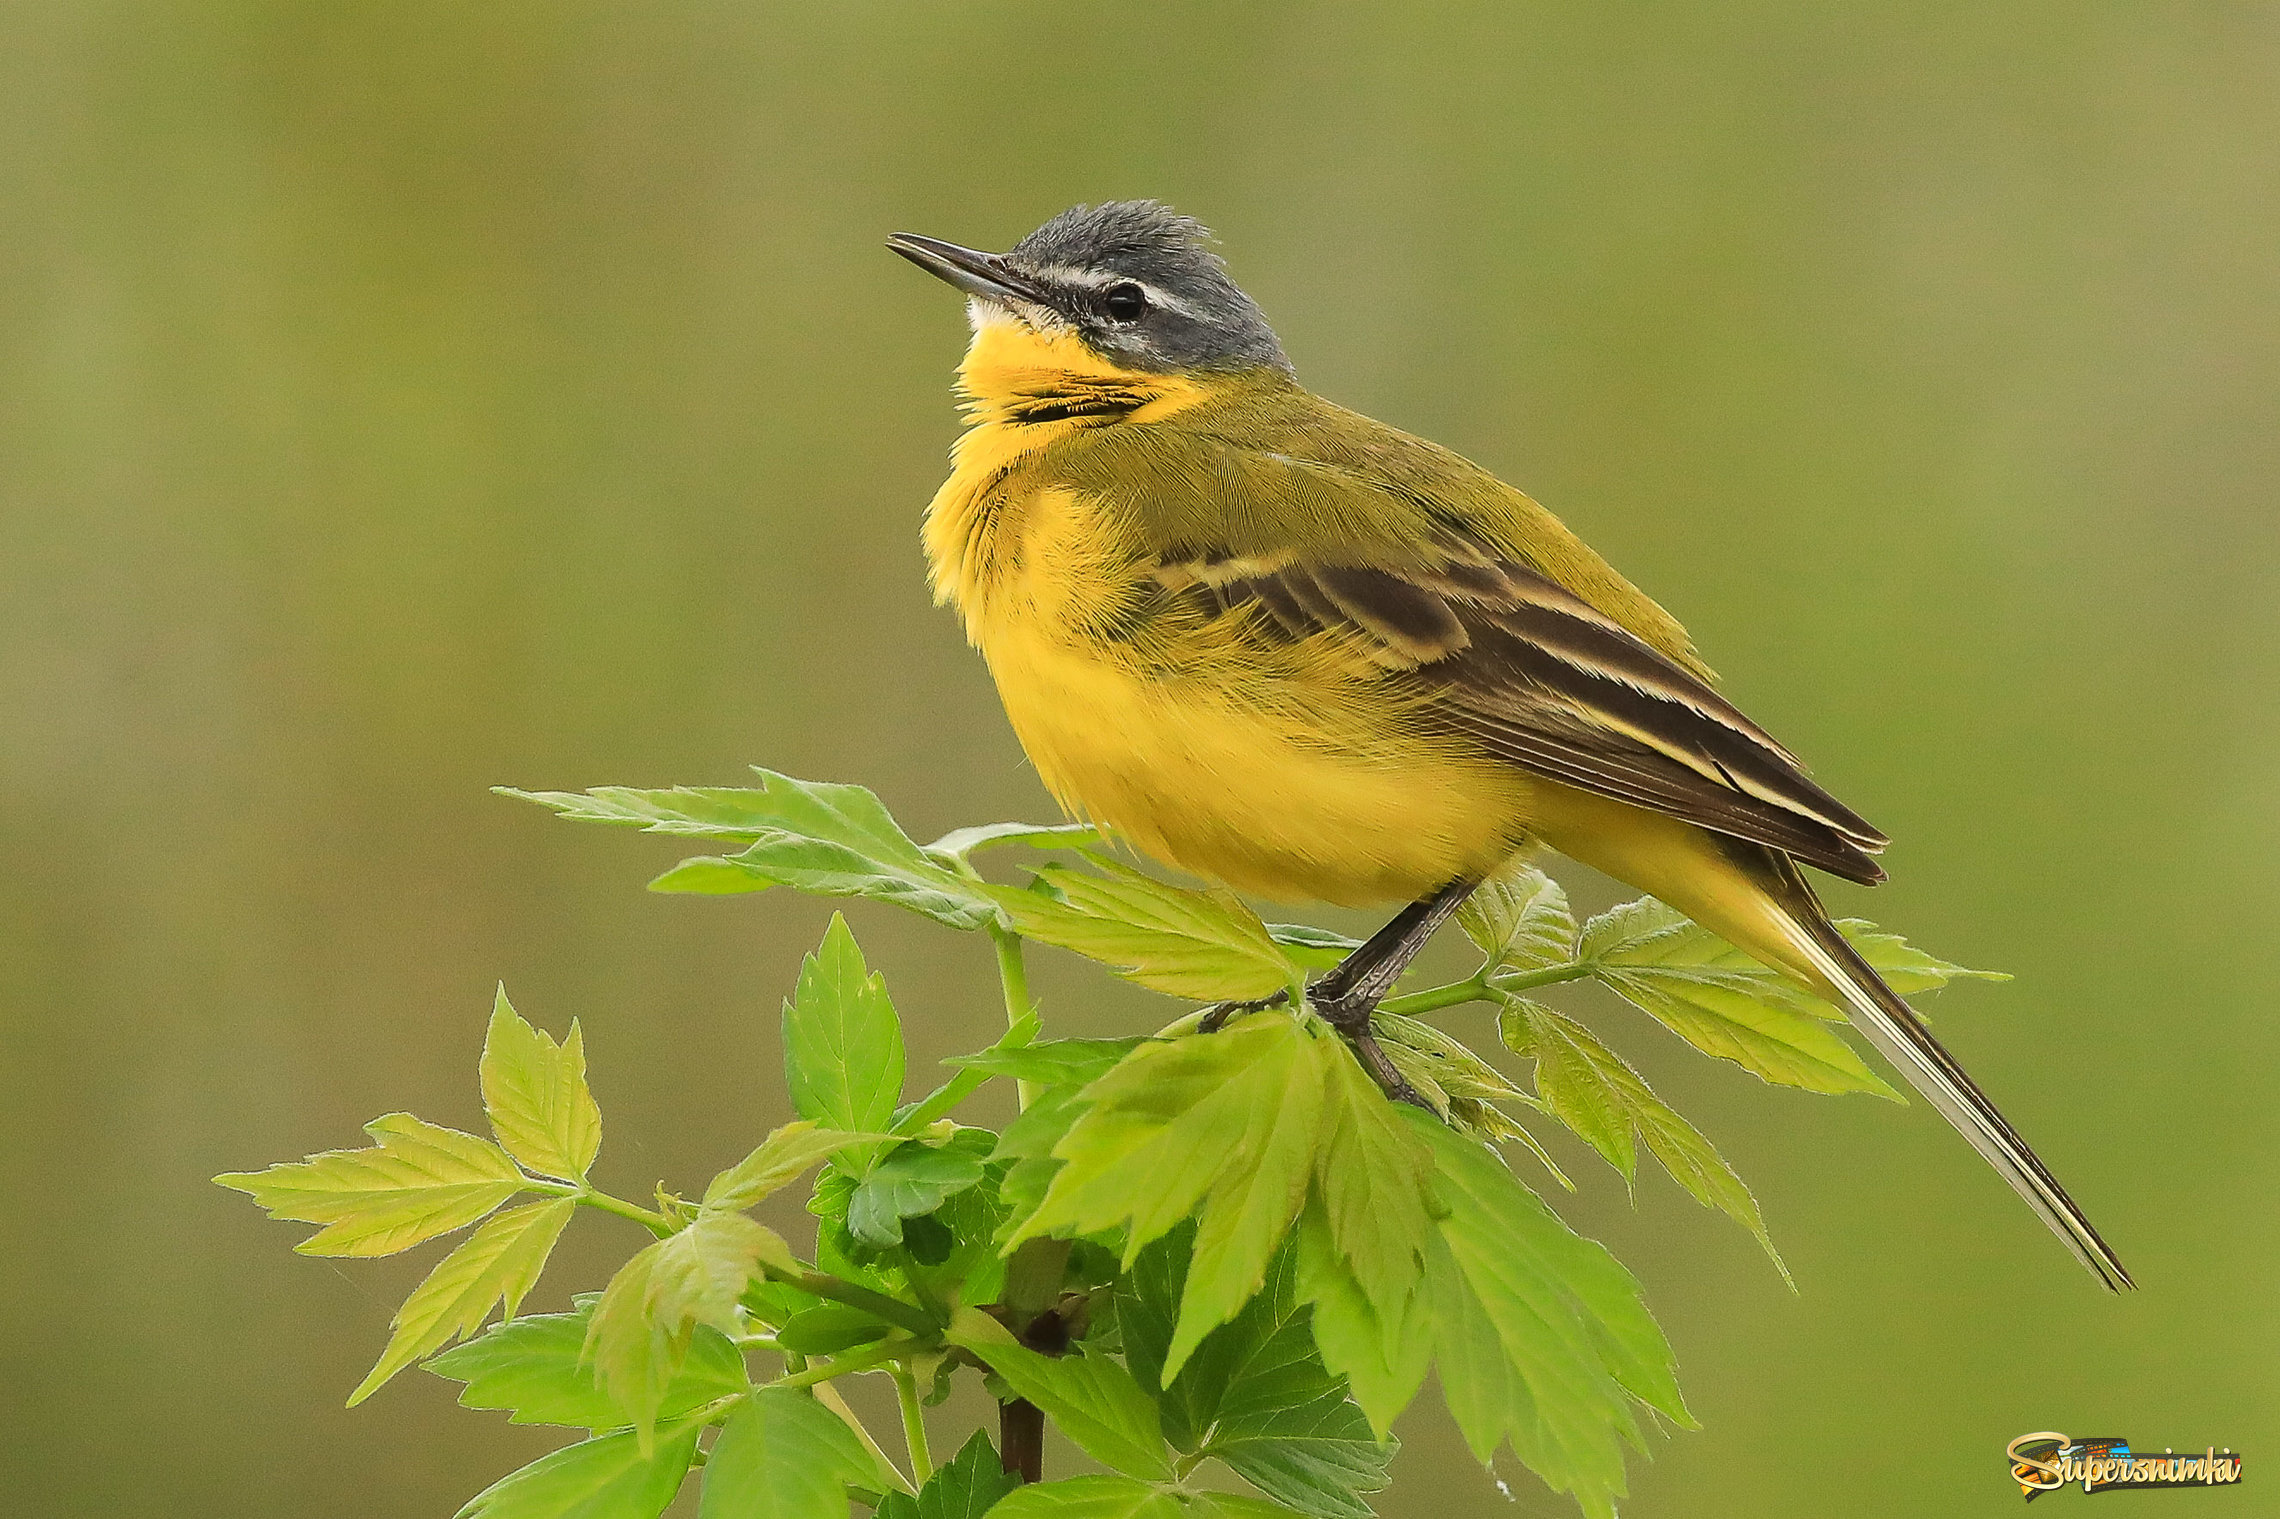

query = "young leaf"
[1831,918,2009,994]
[349,1195,576,1405]
[845,1131,991,1249]
[1444,1098,1574,1192]
[214,1113,525,1258]
[783,915,906,1136]
[503,770,999,930]
[1579,899,1898,1097]
[1211,1386,1389,1519]
[987,859,1297,1002]
[1503,1000,1784,1275]
[924,820,1101,864]
[1009,1016,1335,1380]
[481,989,602,1183]
[705,1120,892,1211]
[588,1211,798,1448]
[873,1429,1020,1519]
[1266,923,1364,971]
[1311,1050,1436,1339]
[1370,1013,1528,1102]
[1504,1002,1636,1182]
[1417,1118,1691,1519]
[1595,965,1898,1097]
[699,1387,898,1519]
[986,1476,1185,1519]
[1178,1249,1393,1519]
[775,1303,895,1356]
[1290,1200,1434,1440]
[1167,1031,1334,1382]
[1460,863,1576,974]
[945,1037,1144,1088]
[946,1308,1171,1480]
[427,1300,748,1429]
[454,1417,704,1519]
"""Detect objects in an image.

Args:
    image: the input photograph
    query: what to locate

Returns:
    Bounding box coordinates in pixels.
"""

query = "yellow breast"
[923,391,1536,905]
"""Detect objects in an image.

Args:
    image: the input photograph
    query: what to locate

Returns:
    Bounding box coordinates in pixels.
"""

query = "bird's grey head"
[888,201,1291,375]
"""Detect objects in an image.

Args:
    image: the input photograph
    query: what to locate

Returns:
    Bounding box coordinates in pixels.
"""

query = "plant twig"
[774,1268,939,1339]
[815,1380,916,1496]
[990,927,1038,1109]
[890,1365,934,1481]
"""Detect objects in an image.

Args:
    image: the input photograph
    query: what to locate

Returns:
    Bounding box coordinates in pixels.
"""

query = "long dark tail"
[1759,856,2133,1290]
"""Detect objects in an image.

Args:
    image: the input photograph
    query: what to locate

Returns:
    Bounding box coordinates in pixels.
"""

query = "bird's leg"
[1309,880,1478,1106]
[1196,990,1289,1034]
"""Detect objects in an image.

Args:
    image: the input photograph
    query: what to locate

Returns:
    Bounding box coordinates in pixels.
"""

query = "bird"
[887,199,2129,1290]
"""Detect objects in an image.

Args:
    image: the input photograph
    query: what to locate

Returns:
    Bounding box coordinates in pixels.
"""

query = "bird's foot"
[1309,985,1430,1110]
[1196,989,1290,1034]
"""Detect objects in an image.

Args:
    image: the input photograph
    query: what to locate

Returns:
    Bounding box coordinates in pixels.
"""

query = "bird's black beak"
[886,233,1049,306]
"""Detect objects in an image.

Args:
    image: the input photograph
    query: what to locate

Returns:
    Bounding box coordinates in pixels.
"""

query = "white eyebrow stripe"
[1021,264,1206,319]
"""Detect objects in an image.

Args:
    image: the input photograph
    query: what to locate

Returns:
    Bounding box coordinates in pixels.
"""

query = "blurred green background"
[4,2,2273,1514]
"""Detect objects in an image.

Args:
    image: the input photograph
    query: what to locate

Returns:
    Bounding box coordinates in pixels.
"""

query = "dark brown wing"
[1162,539,1891,885]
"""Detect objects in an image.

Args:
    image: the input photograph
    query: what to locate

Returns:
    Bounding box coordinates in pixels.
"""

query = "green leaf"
[1579,899,1899,1097]
[946,1308,1170,1480]
[902,1161,1011,1306]
[428,1299,747,1429]
[1213,1387,1388,1519]
[925,820,1102,864]
[1442,1098,1574,1190]
[481,989,603,1183]
[775,1303,895,1356]
[699,1388,898,1519]
[1831,918,2009,994]
[706,1121,893,1211]
[945,1037,1145,1088]
[987,859,1297,1001]
[1291,1200,1433,1441]
[1503,1000,1785,1277]
[502,770,998,930]
[454,1417,703,1519]
[784,915,907,1137]
[1265,923,1364,971]
[215,1113,525,1258]
[1370,1013,1528,1102]
[588,1211,798,1448]
[1504,1002,1635,1182]
[1311,1050,1435,1340]
[986,1477,1183,1519]
[874,1430,1020,1519]
[350,1195,576,1405]
[1460,863,1576,974]
[1417,1118,1690,1519]
[1009,1017,1334,1381]
[846,1131,991,1248]
[1169,1247,1393,1519]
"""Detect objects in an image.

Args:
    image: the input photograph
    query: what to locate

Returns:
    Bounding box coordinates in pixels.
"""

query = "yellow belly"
[980,627,1538,907]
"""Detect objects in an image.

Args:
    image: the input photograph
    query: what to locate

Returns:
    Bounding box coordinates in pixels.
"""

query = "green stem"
[891,1365,935,1481]
[991,928,1039,1109]
[768,1341,905,1390]
[1378,960,1597,1018]
[1378,977,1491,1017]
[779,1268,940,1339]
[527,1180,675,1237]
[1494,961,1598,993]
[816,1381,917,1495]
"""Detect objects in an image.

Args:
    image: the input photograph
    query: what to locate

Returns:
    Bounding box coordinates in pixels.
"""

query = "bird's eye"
[1102,282,1148,323]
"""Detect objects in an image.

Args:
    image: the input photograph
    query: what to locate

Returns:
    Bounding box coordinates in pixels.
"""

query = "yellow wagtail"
[889,201,2128,1289]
